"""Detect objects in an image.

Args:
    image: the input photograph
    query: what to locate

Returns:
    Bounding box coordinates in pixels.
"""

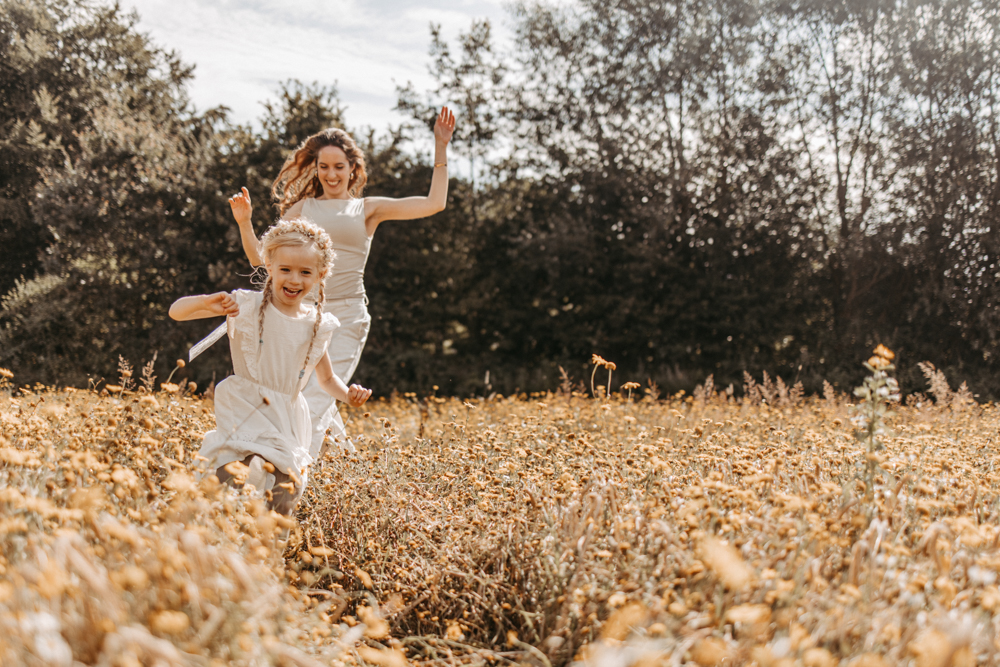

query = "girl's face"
[316,146,353,199]
[266,244,325,313]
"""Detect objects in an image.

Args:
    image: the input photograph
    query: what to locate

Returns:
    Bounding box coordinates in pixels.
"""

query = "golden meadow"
[0,354,997,667]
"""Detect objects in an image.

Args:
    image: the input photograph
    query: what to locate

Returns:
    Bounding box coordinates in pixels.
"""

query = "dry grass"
[2,362,999,666]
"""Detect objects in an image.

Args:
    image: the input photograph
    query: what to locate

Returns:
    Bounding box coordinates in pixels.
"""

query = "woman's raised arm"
[363,107,455,233]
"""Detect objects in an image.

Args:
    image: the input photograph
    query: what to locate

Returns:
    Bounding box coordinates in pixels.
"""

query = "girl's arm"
[229,189,306,268]
[363,106,456,234]
[169,292,240,321]
[230,187,263,267]
[315,352,372,406]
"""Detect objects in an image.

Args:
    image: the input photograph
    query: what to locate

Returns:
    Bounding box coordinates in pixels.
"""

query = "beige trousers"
[301,297,371,457]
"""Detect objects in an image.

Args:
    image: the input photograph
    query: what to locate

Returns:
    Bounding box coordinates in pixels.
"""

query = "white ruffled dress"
[199,289,340,482]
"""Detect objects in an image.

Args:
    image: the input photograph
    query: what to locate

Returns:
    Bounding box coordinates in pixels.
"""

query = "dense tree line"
[2,0,999,397]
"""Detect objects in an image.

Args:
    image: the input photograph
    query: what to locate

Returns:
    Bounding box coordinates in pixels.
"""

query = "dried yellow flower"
[873,344,895,361]
[357,605,389,639]
[357,646,409,667]
[698,534,753,591]
[690,637,729,666]
[600,602,648,641]
[139,396,160,409]
[149,610,190,635]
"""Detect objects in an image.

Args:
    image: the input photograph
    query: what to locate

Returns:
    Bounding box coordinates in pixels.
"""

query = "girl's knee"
[268,467,304,516]
[269,480,303,516]
[215,455,254,487]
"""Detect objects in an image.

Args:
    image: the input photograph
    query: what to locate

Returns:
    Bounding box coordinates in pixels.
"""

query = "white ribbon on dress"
[189,321,228,362]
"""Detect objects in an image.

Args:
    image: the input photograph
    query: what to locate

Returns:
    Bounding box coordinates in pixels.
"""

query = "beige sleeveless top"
[301,197,372,300]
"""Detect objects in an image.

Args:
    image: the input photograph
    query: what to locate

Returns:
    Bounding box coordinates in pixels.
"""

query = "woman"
[229,106,455,455]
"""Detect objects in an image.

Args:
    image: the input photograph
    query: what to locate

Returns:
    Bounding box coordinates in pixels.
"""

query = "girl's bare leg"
[269,467,304,516]
[214,455,302,516]
[215,454,255,487]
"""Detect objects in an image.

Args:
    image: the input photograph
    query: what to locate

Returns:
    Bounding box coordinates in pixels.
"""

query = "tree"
[0,0,193,297]
[0,94,243,386]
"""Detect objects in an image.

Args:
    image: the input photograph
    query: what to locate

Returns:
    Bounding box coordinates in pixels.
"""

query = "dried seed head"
[355,567,373,589]
[358,605,389,639]
[691,638,730,666]
[600,602,648,641]
[149,610,190,635]
[698,534,753,591]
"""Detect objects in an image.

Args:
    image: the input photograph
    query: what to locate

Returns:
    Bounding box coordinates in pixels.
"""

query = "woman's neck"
[316,190,352,201]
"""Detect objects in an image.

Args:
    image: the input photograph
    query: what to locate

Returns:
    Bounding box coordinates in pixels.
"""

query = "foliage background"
[2,0,999,397]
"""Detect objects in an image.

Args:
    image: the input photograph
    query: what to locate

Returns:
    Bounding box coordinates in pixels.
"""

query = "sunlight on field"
[1,364,999,666]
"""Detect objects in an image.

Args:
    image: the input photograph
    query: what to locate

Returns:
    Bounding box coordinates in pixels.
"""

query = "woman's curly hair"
[271,128,368,214]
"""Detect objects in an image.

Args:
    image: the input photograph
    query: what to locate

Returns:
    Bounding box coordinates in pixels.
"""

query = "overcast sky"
[123,0,511,133]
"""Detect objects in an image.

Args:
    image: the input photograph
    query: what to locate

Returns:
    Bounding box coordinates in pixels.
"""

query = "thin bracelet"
[434,162,447,168]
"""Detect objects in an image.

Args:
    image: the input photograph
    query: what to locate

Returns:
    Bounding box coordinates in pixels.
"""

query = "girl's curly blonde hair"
[271,128,368,215]
[257,219,336,382]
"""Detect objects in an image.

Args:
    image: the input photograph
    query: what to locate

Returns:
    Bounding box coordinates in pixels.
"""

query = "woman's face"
[316,146,352,199]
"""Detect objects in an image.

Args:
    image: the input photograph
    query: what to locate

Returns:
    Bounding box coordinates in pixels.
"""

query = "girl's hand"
[206,292,239,317]
[229,187,253,227]
[346,384,372,407]
[434,106,456,146]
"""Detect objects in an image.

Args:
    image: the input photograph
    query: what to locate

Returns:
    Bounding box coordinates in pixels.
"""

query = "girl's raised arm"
[229,188,305,268]
[169,292,240,321]
[363,106,456,233]
[230,187,263,267]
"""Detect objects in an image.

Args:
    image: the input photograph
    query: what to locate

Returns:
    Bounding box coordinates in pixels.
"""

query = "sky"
[122,0,511,134]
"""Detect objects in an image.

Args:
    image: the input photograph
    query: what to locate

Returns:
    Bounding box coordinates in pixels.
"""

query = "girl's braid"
[258,275,273,347]
[295,221,333,380]
[300,279,326,382]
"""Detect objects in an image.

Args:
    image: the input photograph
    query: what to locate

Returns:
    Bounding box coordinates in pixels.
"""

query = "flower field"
[1,363,998,666]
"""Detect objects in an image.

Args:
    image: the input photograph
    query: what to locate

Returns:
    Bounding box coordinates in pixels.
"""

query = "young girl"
[227,106,456,455]
[169,219,372,515]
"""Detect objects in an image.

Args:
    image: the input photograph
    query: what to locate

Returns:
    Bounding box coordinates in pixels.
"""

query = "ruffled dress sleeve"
[227,289,264,382]
[310,312,341,368]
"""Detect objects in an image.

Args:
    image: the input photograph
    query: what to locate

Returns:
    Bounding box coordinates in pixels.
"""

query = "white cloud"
[123,0,510,133]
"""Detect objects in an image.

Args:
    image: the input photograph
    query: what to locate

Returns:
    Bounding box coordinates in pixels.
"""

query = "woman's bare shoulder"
[284,199,307,219]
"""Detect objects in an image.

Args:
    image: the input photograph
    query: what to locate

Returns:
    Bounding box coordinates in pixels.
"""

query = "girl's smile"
[266,245,325,316]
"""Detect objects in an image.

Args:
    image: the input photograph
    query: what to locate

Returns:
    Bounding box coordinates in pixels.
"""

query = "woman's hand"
[229,187,253,227]
[434,106,456,146]
[205,292,240,317]
[346,384,372,407]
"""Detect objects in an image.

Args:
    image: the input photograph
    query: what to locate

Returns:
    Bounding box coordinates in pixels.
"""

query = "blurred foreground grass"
[1,372,999,666]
